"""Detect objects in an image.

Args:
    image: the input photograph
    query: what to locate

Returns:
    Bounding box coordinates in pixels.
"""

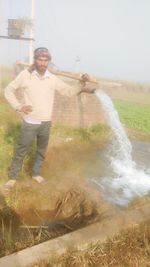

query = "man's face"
[35,56,49,74]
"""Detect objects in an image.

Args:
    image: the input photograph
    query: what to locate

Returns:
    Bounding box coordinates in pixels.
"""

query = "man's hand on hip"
[18,105,33,114]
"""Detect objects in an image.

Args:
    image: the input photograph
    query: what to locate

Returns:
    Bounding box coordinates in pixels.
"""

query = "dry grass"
[0,185,107,257]
[0,66,14,92]
[34,219,150,267]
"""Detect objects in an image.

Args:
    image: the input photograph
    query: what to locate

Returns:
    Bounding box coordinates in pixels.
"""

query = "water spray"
[92,90,150,206]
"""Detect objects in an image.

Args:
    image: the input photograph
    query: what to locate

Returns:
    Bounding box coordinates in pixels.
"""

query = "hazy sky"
[0,0,150,83]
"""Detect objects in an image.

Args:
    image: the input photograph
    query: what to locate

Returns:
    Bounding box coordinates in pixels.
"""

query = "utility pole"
[29,0,35,64]
[75,56,80,73]
[75,56,84,127]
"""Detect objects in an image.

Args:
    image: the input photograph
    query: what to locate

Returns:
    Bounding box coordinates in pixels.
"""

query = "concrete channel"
[0,203,150,267]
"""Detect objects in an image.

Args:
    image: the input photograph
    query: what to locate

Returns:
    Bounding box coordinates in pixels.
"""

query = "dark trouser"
[9,121,51,179]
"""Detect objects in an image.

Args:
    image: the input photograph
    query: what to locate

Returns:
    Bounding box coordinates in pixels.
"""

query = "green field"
[114,99,150,133]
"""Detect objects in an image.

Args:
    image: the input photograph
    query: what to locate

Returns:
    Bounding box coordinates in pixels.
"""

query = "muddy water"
[132,140,150,170]
[85,140,150,179]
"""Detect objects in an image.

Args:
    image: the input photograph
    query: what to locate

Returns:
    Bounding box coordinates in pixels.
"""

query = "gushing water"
[91,90,150,206]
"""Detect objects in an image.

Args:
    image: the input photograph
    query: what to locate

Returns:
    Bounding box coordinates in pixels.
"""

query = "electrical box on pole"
[8,19,24,38]
[0,18,34,41]
[0,0,35,64]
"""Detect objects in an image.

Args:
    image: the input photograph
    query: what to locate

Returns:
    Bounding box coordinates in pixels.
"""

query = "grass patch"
[0,101,21,182]
[37,219,150,267]
[51,124,110,142]
[1,75,13,89]
[0,67,13,89]
[113,99,150,133]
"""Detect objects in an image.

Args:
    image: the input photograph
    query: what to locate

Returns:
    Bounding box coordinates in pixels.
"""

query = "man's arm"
[4,71,32,114]
[4,71,24,110]
[54,73,96,97]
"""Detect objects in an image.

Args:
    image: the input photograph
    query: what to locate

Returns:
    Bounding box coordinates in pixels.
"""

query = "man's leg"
[32,121,51,177]
[9,121,40,179]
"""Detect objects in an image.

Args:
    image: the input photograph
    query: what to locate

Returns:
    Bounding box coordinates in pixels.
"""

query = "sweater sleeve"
[4,71,25,110]
[54,76,82,97]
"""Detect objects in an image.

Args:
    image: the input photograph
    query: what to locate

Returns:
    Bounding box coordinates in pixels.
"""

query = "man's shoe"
[32,175,45,184]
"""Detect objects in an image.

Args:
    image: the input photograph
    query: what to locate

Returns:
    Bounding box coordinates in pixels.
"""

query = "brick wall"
[51,77,106,127]
[52,91,105,127]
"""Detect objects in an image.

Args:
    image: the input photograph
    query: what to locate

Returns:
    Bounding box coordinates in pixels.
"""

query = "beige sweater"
[4,69,82,121]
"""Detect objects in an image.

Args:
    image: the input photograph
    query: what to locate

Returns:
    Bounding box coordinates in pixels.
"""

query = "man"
[4,47,95,189]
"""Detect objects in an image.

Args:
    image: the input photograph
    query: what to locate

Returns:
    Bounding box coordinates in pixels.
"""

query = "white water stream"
[91,90,150,206]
